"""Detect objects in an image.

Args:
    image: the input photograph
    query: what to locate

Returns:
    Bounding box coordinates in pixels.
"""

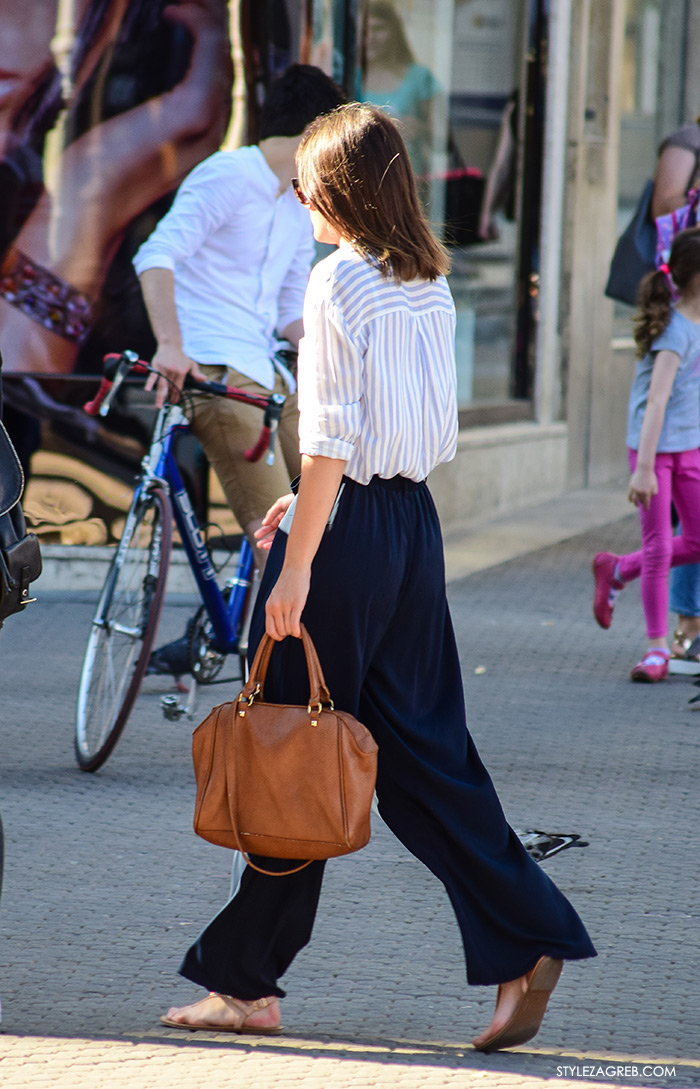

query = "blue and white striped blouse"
[297,244,458,484]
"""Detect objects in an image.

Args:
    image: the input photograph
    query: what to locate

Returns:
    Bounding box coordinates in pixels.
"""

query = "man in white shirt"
[133,65,344,569]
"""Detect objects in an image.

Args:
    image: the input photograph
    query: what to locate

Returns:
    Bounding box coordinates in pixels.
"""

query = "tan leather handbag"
[192,625,378,874]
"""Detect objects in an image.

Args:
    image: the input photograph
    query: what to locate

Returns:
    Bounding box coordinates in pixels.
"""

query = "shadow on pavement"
[3,1028,692,1087]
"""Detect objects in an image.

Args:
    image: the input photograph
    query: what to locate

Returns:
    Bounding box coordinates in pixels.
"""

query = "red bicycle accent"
[244,426,272,464]
[84,352,284,463]
[83,387,111,416]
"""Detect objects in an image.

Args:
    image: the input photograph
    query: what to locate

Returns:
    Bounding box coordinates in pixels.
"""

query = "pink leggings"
[619,448,700,639]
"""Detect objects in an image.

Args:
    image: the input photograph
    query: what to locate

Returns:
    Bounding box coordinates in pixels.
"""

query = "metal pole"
[534,0,573,424]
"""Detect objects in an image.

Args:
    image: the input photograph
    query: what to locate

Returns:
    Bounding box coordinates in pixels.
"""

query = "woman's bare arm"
[265,455,347,640]
[628,349,680,509]
[651,146,697,218]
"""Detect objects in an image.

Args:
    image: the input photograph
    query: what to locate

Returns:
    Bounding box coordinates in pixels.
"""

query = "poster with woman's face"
[0,0,338,546]
[0,0,238,380]
[0,0,345,383]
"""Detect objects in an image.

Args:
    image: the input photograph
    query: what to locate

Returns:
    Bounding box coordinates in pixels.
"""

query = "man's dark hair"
[258,65,346,140]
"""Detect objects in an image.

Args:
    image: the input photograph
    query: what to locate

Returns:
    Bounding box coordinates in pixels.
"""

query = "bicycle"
[74,349,289,772]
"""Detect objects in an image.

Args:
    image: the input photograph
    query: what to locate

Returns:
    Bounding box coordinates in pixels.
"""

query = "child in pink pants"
[593,227,700,681]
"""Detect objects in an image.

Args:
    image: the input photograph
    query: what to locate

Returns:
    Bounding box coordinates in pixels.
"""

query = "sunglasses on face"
[292,178,312,206]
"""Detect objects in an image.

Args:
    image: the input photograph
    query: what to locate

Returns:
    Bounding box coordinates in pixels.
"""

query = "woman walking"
[162,103,596,1051]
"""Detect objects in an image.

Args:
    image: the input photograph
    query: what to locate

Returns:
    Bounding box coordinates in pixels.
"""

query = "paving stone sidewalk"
[1,512,699,1088]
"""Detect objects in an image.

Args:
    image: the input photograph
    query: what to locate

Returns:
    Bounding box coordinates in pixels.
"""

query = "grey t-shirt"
[658,124,700,192]
[659,123,700,158]
[626,309,700,452]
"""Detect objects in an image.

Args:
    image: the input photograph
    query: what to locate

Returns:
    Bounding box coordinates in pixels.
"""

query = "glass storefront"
[242,0,542,413]
[613,0,690,337]
[0,0,543,545]
[355,1,539,411]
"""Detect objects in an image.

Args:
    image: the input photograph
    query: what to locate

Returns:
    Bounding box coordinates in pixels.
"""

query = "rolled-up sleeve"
[298,269,363,461]
[133,153,243,275]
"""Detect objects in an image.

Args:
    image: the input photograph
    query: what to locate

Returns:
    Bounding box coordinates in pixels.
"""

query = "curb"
[34,480,634,592]
[35,545,240,595]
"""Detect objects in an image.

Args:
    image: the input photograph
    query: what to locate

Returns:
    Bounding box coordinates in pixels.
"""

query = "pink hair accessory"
[657,260,679,300]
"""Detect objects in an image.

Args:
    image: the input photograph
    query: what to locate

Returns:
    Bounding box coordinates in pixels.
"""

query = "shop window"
[613,0,689,337]
[357,1,539,412]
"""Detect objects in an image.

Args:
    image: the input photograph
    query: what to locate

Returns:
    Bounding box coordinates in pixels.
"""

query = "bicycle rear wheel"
[75,487,172,771]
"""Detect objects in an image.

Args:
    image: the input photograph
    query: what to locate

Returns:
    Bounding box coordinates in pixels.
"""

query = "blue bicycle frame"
[140,401,255,656]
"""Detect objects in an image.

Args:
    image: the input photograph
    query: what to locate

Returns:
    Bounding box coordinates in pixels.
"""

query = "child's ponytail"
[633,269,672,358]
[633,225,700,358]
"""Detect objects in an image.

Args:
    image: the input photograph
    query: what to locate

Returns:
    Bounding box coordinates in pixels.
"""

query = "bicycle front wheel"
[75,487,172,771]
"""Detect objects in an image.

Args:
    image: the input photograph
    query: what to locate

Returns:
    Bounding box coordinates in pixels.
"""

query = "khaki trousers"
[186,365,301,532]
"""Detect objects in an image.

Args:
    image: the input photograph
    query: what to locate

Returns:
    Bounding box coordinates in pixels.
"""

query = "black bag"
[604,179,656,306]
[425,134,485,247]
[0,381,41,629]
[442,168,486,246]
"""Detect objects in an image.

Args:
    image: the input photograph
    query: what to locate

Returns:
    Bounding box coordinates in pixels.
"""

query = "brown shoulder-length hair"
[296,102,449,281]
[634,226,700,356]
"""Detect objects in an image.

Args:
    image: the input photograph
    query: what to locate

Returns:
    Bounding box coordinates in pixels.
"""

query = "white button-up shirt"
[298,245,458,483]
[133,146,314,390]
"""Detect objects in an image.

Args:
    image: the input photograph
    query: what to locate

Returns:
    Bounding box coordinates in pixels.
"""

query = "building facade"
[0,0,696,544]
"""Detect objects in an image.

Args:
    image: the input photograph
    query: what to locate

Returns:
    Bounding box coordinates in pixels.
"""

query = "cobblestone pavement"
[1,514,699,1087]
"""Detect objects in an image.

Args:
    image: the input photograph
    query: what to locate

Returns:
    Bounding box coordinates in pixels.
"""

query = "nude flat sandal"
[160,993,283,1034]
[472,955,563,1053]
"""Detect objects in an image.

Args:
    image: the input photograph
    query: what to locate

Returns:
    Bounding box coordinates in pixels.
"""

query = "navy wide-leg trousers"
[180,476,595,998]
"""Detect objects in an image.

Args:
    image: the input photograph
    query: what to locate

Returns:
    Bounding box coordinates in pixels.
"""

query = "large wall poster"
[1,0,236,380]
[0,0,316,547]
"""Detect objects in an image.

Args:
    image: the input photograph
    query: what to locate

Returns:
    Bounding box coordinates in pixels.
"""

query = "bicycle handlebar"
[84,351,287,464]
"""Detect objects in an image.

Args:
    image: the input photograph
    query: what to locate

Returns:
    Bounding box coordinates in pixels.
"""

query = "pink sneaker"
[630,649,670,683]
[592,552,624,629]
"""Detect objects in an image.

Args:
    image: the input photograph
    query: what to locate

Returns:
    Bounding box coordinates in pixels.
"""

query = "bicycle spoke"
[75,490,172,771]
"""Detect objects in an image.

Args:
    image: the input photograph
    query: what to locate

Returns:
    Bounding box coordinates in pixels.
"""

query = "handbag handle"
[0,422,24,518]
[238,851,312,877]
[222,700,315,876]
[229,625,328,876]
[239,624,332,710]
